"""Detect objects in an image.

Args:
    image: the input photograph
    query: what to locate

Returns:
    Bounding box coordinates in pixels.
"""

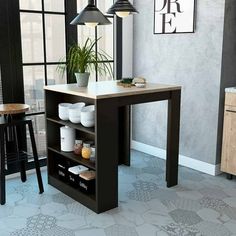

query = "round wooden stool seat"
[0,104,29,115]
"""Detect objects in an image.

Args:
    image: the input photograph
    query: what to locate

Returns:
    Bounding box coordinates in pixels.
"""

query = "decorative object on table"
[58,103,72,121]
[135,83,146,88]
[117,78,134,87]
[154,0,195,34]
[133,77,146,88]
[107,0,139,18]
[68,165,89,187]
[71,0,111,27]
[79,170,96,194]
[68,102,86,124]
[82,143,92,160]
[74,140,83,155]
[57,38,113,86]
[117,77,146,88]
[60,126,75,152]
[81,105,95,127]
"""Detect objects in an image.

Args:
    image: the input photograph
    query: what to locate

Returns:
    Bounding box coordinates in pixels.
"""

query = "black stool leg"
[0,127,6,205]
[27,121,44,194]
[13,125,26,182]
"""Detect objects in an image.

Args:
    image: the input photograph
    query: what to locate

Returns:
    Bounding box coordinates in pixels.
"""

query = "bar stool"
[0,104,44,205]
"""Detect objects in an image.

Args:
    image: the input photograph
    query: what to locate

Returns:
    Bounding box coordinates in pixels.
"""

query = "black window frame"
[0,0,122,173]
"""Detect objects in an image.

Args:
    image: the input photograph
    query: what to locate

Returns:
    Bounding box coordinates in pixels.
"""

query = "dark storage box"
[79,178,95,194]
[68,165,89,188]
[57,162,68,182]
[79,171,96,194]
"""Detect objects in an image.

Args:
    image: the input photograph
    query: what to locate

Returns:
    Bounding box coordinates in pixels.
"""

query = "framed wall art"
[154,0,195,34]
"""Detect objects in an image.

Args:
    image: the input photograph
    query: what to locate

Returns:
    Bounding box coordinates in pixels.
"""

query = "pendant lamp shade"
[71,0,111,26]
[107,0,139,17]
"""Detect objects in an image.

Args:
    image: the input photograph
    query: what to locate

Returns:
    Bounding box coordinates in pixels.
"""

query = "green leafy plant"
[57,37,113,83]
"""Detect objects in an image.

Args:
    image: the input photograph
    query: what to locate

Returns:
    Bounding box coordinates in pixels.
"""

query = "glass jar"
[74,140,83,155]
[82,143,91,160]
[90,146,96,162]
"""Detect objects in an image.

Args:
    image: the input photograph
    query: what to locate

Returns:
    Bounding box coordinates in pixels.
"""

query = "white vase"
[75,72,90,87]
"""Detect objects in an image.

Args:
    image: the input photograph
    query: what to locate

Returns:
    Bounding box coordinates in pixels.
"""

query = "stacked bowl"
[58,103,95,128]
[68,103,86,123]
[81,105,95,128]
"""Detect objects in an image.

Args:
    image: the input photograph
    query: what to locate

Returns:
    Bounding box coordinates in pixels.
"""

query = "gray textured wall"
[132,0,225,165]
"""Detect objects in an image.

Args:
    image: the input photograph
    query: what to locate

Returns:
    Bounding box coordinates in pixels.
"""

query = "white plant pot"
[75,72,90,87]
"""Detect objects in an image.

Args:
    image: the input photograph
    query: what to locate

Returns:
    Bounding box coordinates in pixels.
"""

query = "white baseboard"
[131,140,221,176]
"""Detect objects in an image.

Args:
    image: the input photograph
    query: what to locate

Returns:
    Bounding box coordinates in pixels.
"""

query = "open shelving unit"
[45,91,98,212]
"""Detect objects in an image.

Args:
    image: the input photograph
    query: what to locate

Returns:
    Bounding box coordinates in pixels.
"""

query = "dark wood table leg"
[96,99,119,213]
[166,90,181,187]
[118,106,131,166]
[0,126,6,205]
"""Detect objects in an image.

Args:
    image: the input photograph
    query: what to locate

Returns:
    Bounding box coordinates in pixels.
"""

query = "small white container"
[81,105,95,128]
[69,102,86,124]
[58,103,72,120]
[60,126,75,152]
[68,165,88,175]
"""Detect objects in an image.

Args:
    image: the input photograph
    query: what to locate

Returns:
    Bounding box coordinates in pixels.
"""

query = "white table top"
[44,81,181,99]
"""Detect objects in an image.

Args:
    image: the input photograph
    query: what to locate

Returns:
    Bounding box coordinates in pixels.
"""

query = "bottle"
[74,140,83,155]
[90,146,96,162]
[82,143,92,160]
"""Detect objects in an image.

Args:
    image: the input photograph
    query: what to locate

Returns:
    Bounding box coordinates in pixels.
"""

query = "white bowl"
[81,105,95,120]
[81,105,95,127]
[68,103,86,123]
[58,103,72,120]
[81,119,95,128]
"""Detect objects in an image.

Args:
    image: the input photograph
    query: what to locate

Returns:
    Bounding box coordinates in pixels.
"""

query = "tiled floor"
[1,150,236,236]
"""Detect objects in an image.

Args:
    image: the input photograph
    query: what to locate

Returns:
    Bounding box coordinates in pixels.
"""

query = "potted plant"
[58,37,112,87]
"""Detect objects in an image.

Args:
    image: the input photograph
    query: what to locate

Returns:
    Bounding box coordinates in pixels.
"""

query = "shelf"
[47,117,95,135]
[48,146,96,170]
[48,175,97,212]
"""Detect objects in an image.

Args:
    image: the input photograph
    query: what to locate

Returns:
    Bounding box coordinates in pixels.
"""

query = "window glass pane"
[19,0,42,11]
[47,65,67,85]
[20,13,44,63]
[77,0,87,12]
[97,18,113,58]
[97,0,113,13]
[27,114,46,157]
[44,0,65,12]
[77,26,95,44]
[98,62,113,81]
[23,66,45,113]
[45,14,66,62]
[88,70,96,83]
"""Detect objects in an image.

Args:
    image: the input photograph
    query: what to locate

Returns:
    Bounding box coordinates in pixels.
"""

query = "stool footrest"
[4,151,33,165]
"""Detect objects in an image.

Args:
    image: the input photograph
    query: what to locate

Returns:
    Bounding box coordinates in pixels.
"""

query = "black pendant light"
[107,0,139,18]
[71,0,111,27]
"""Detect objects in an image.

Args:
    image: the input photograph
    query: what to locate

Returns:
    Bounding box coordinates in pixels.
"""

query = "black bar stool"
[0,104,44,205]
